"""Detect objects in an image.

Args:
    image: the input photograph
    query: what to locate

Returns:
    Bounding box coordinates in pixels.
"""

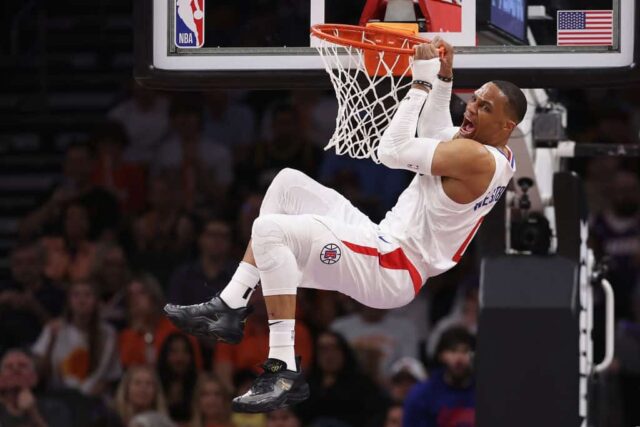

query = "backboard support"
[134,0,640,90]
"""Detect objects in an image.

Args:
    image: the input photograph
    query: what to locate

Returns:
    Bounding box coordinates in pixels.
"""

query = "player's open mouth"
[459,115,476,137]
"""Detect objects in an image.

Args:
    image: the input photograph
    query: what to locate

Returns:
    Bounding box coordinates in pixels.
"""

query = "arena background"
[1,1,639,426]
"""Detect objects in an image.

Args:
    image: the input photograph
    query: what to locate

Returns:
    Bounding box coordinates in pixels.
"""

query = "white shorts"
[258,168,423,309]
[298,215,423,309]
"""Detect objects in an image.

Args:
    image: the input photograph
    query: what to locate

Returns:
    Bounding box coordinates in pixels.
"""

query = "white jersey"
[379,129,515,281]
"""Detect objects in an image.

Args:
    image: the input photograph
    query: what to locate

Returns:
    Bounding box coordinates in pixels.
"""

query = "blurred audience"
[202,90,256,150]
[250,102,320,185]
[32,280,121,395]
[115,365,168,425]
[167,218,236,306]
[404,327,476,427]
[157,333,199,424]
[331,305,418,382]
[190,373,233,427]
[93,242,131,329]
[5,78,640,427]
[384,403,404,427]
[108,81,170,165]
[119,274,203,368]
[154,94,233,211]
[591,170,640,319]
[214,289,312,391]
[388,358,427,403]
[0,243,66,353]
[265,407,302,427]
[297,331,387,427]
[613,284,640,426]
[131,174,196,285]
[426,285,478,362]
[0,349,73,427]
[129,410,177,427]
[20,141,120,241]
[41,201,97,283]
[90,120,147,214]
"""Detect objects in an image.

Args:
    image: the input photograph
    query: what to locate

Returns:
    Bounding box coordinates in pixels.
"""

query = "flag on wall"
[557,10,613,46]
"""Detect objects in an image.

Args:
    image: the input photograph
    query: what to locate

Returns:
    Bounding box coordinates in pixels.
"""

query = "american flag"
[557,10,613,46]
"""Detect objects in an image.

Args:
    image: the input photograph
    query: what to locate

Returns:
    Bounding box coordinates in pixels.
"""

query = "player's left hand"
[431,36,453,78]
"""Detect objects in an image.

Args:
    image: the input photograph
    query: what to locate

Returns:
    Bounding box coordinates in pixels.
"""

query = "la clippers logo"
[175,0,205,48]
[320,244,341,264]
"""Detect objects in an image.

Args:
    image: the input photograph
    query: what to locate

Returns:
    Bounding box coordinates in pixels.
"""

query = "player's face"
[459,83,515,146]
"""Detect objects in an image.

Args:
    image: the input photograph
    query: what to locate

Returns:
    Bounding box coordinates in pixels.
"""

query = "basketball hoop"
[311,23,426,162]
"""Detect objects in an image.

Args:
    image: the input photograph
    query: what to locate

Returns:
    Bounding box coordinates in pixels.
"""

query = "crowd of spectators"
[1,83,639,427]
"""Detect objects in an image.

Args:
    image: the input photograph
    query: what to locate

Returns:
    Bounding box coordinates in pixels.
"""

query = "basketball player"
[165,37,527,412]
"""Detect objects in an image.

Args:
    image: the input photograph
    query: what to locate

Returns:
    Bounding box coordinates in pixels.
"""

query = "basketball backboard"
[134,0,640,89]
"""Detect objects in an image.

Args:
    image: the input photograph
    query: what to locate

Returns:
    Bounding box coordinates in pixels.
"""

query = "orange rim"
[310,24,427,55]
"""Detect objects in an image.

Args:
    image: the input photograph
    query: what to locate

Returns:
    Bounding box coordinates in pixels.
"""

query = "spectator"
[297,331,387,427]
[251,103,320,184]
[384,403,404,427]
[0,349,72,427]
[0,243,66,353]
[93,242,131,330]
[154,94,234,211]
[129,411,177,427]
[319,151,409,217]
[32,280,121,395]
[90,120,147,214]
[591,170,640,319]
[266,407,301,427]
[41,201,98,283]
[236,192,263,249]
[202,90,256,149]
[115,365,168,425]
[167,218,236,306]
[230,370,267,427]
[331,304,418,381]
[108,81,170,165]
[388,358,428,403]
[157,333,199,423]
[189,373,233,427]
[426,286,478,361]
[214,289,312,391]
[119,274,203,368]
[20,142,120,240]
[613,284,640,426]
[131,174,197,286]
[403,327,476,427]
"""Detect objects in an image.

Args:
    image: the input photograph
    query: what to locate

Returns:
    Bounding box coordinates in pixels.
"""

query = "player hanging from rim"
[164,36,527,413]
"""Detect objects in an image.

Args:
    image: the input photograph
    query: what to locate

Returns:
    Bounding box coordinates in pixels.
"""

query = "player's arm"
[414,37,456,139]
[379,90,494,179]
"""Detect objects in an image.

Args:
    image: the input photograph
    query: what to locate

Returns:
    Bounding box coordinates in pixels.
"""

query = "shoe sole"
[231,383,311,413]
[164,309,242,344]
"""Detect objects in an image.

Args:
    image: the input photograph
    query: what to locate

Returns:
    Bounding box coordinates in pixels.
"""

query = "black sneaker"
[231,358,310,413]
[163,294,251,344]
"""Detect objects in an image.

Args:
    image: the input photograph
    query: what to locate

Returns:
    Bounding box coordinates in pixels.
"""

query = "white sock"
[268,319,296,371]
[219,262,260,309]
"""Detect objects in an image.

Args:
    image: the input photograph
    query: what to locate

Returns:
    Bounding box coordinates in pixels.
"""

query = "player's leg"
[231,213,418,413]
[165,168,371,340]
[218,167,372,306]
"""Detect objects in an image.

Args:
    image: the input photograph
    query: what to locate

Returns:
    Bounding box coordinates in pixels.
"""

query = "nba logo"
[175,0,205,48]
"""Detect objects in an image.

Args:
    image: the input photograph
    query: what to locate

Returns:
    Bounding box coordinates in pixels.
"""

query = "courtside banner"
[175,0,205,48]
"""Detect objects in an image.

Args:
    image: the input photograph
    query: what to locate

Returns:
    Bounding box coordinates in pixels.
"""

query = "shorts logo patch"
[320,243,341,264]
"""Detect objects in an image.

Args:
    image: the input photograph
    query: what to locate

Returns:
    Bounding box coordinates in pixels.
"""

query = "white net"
[313,29,415,163]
